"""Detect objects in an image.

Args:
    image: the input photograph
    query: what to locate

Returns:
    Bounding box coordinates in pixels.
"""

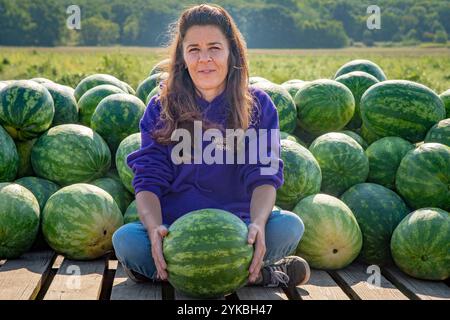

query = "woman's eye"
[210,47,220,51]
[189,48,199,52]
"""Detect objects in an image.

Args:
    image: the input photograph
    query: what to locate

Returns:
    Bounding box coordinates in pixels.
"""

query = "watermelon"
[145,85,161,105]
[30,78,54,84]
[280,131,306,147]
[0,125,19,182]
[335,71,379,129]
[78,84,126,127]
[0,80,54,140]
[276,140,321,210]
[309,133,369,196]
[292,194,362,270]
[293,126,317,147]
[122,81,135,95]
[0,183,40,258]
[338,130,368,149]
[424,118,450,146]
[150,58,170,76]
[163,208,253,298]
[116,133,141,193]
[334,59,387,81]
[41,82,78,126]
[42,183,123,260]
[136,73,169,103]
[440,89,450,116]
[360,80,446,142]
[31,124,111,186]
[396,143,450,211]
[251,81,297,133]
[294,79,355,135]
[0,82,8,90]
[341,183,409,265]
[14,138,36,178]
[91,93,145,154]
[74,74,129,101]
[360,123,381,144]
[91,177,133,213]
[391,208,449,280]
[281,80,307,98]
[249,76,270,85]
[365,137,414,189]
[124,200,139,224]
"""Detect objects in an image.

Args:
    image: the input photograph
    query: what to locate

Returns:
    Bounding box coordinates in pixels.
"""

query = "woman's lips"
[198,70,216,74]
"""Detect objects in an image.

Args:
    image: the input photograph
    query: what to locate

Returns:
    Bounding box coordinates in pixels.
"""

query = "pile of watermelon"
[1,58,449,298]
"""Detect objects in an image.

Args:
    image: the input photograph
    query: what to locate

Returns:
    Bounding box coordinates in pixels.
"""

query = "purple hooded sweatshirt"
[127,86,284,225]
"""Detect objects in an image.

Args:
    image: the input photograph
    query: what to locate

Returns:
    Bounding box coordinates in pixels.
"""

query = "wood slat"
[0,250,55,300]
[43,257,107,300]
[110,262,162,300]
[236,286,288,300]
[296,270,350,300]
[382,266,450,300]
[333,262,408,300]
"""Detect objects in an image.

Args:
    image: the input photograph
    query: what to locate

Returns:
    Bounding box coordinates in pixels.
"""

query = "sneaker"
[261,256,310,288]
[122,265,152,283]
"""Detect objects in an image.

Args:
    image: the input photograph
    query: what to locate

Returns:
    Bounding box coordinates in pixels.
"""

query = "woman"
[112,4,310,292]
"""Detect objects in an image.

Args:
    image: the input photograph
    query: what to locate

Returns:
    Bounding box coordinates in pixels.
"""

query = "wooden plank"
[382,266,450,300]
[110,262,162,300]
[296,270,350,300]
[333,262,409,300]
[236,286,288,300]
[43,257,107,300]
[0,250,55,300]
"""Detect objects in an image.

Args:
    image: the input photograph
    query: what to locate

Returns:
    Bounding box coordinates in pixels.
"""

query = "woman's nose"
[198,50,212,63]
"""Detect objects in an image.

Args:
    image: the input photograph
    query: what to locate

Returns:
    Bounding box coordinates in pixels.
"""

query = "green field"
[0,47,449,93]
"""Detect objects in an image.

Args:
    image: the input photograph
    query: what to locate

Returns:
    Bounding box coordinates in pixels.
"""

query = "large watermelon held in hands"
[42,183,123,260]
[391,208,449,281]
[276,139,321,210]
[91,177,133,213]
[334,59,387,82]
[31,124,111,186]
[341,183,409,265]
[424,118,450,147]
[163,208,253,298]
[0,125,18,182]
[360,80,446,142]
[116,133,141,193]
[74,74,129,101]
[294,79,355,135]
[309,132,369,196]
[0,183,40,258]
[365,137,414,189]
[292,194,362,270]
[0,80,54,140]
[396,143,450,211]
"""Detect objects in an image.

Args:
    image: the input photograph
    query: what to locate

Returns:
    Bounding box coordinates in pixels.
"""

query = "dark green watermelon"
[136,72,169,103]
[42,82,78,126]
[281,80,307,99]
[91,177,133,213]
[74,74,129,101]
[439,89,449,116]
[14,138,37,178]
[338,130,368,149]
[424,118,450,147]
[334,59,387,82]
[124,200,139,224]
[0,125,19,182]
[116,133,141,193]
[280,131,306,147]
[145,86,161,105]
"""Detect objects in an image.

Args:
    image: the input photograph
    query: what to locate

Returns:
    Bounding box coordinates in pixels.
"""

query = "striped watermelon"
[78,84,126,127]
[0,80,54,140]
[281,80,307,98]
[42,82,78,126]
[31,124,111,186]
[360,123,381,144]
[391,208,449,280]
[365,137,414,189]
[91,93,145,154]
[249,76,270,85]
[163,208,253,298]
[251,81,297,133]
[440,89,450,116]
[338,130,368,149]
[280,131,306,147]
[424,118,450,146]
[14,138,36,178]
[292,194,362,270]
[360,80,446,142]
[116,133,141,193]
[335,71,379,129]
[0,183,40,258]
[136,72,169,103]
[294,79,355,135]
[91,177,133,213]
[150,58,170,76]
[0,125,18,182]
[334,59,387,81]
[341,183,409,265]
[30,78,54,85]
[74,74,129,101]
[146,86,161,105]
[124,200,139,224]
[42,184,123,260]
[396,143,450,211]
[276,140,321,210]
[309,133,369,196]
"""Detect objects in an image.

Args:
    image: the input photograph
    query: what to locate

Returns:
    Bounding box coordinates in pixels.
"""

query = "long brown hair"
[153,4,254,144]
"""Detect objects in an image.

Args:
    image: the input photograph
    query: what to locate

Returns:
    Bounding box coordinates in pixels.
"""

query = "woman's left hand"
[247,223,266,283]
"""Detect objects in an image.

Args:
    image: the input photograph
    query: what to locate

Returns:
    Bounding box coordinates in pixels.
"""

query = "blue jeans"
[112,209,305,280]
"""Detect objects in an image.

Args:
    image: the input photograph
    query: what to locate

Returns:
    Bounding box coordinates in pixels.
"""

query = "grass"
[0,46,449,93]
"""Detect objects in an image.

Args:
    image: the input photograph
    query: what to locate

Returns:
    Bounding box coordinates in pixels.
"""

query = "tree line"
[0,0,449,48]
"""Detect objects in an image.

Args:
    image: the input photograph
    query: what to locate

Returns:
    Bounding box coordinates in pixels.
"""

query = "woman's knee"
[112,222,149,260]
[268,210,305,245]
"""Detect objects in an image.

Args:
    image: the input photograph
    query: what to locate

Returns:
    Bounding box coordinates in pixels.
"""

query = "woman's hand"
[247,223,266,283]
[149,225,169,280]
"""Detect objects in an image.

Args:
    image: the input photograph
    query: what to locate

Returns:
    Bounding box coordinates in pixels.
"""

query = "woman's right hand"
[149,225,169,280]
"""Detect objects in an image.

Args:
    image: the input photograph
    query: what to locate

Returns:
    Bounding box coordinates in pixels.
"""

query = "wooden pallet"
[1,250,449,300]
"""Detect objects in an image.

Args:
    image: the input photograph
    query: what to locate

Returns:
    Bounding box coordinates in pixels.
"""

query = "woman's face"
[183,25,229,95]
